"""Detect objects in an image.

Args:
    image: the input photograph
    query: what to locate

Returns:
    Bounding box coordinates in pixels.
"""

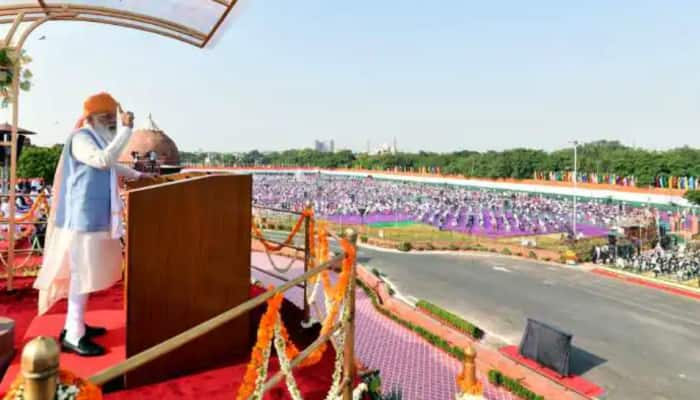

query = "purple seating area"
[252,174,666,239]
[320,208,610,238]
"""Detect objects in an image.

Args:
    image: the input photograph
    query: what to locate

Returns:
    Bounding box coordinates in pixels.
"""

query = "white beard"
[91,122,116,143]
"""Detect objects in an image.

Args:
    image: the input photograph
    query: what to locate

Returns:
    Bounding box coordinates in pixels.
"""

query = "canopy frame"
[1,1,239,290]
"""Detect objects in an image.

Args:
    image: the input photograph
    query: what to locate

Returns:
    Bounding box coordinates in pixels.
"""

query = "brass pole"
[90,253,344,385]
[20,336,59,400]
[302,200,312,323]
[5,14,50,291]
[342,228,357,400]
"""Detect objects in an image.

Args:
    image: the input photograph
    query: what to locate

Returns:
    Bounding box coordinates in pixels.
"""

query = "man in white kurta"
[34,92,149,356]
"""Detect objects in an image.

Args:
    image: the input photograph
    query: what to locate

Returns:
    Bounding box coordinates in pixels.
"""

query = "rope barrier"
[252,209,311,252]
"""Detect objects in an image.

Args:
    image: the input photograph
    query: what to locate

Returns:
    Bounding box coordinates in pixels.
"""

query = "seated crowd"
[252,173,664,238]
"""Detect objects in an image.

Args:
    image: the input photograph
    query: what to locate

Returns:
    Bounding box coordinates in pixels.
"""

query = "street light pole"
[571,140,578,240]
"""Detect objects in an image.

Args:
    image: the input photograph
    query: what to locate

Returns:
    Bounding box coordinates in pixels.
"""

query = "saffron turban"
[74,92,119,129]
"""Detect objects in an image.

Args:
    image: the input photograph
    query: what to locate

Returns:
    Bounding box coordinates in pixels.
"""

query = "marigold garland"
[277,234,355,369]
[236,234,357,398]
[252,209,313,252]
[235,288,285,400]
[3,369,102,400]
[0,192,49,223]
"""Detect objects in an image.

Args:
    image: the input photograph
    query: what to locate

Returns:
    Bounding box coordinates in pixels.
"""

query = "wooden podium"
[123,173,251,387]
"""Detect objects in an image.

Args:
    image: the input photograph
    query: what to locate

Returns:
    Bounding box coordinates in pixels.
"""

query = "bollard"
[456,345,484,399]
[20,336,59,400]
[460,345,477,390]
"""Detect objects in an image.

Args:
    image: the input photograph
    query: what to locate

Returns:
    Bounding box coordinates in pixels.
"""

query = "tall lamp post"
[571,140,578,240]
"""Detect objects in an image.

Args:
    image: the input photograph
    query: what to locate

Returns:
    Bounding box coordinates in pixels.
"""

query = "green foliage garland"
[0,47,33,108]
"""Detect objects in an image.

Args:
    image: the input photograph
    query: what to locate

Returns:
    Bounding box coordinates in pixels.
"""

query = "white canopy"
[0,0,241,47]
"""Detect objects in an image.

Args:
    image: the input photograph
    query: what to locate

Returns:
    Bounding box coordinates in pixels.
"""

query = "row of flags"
[533,171,636,187]
[653,176,700,190]
[381,166,442,174]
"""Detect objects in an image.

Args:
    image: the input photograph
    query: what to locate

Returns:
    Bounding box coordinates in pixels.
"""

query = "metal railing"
[0,196,47,285]
[253,203,314,322]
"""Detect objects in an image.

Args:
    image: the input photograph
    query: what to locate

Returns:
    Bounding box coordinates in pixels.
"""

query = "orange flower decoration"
[3,369,102,400]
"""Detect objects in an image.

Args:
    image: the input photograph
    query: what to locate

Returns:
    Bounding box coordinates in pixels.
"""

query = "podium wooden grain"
[124,174,251,387]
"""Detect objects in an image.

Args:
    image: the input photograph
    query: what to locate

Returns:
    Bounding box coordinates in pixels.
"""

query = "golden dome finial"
[20,336,60,400]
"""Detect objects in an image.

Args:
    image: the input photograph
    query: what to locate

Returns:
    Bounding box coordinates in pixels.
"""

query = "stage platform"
[1,283,340,399]
[499,345,605,398]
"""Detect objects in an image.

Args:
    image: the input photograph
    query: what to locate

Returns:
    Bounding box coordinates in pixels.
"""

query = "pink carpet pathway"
[251,252,515,400]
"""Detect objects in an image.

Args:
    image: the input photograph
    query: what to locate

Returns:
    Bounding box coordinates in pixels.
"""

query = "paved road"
[357,246,700,400]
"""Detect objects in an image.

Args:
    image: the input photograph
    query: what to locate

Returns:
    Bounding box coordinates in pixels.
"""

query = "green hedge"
[398,242,412,252]
[528,250,538,259]
[415,300,484,340]
[360,235,369,243]
[501,248,512,255]
[487,370,544,400]
[356,280,467,361]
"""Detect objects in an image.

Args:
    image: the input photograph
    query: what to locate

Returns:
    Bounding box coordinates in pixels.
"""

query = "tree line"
[181,140,700,187]
[13,140,700,206]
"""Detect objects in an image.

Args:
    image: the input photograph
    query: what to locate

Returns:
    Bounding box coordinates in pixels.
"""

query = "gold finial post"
[460,345,477,389]
[20,336,60,400]
[456,344,484,398]
[344,228,358,245]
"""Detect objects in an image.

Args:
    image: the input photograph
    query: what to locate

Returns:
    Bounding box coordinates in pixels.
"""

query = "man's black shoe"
[85,324,107,337]
[59,324,107,342]
[61,336,106,357]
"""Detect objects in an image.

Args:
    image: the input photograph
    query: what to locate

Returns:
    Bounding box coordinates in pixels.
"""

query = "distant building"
[372,142,396,155]
[314,139,335,153]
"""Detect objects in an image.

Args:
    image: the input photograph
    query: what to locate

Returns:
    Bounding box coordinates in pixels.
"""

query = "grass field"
[367,220,418,228]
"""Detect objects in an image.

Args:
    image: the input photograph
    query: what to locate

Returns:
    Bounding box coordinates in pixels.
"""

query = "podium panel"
[124,174,251,387]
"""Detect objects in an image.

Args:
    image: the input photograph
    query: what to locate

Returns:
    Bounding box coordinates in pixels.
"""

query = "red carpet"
[592,268,700,301]
[0,310,126,393]
[1,281,340,399]
[499,345,605,398]
[105,346,338,399]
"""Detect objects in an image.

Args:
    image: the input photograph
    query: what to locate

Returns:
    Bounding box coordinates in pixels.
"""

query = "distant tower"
[330,139,335,153]
[367,140,370,154]
[393,137,397,154]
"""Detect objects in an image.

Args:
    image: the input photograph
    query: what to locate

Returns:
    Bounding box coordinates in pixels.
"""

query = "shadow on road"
[357,255,372,264]
[570,346,607,376]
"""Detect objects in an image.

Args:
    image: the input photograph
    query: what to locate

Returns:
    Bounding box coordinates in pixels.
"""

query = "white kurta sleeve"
[71,127,133,170]
[113,163,142,180]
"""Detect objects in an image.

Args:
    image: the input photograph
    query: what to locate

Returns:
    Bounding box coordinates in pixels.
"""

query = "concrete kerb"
[355,265,595,400]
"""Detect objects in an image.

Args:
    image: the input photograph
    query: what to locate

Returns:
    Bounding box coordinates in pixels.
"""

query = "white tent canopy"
[0,0,240,47]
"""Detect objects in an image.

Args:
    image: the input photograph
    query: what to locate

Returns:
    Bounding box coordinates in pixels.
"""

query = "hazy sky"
[1,0,700,153]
